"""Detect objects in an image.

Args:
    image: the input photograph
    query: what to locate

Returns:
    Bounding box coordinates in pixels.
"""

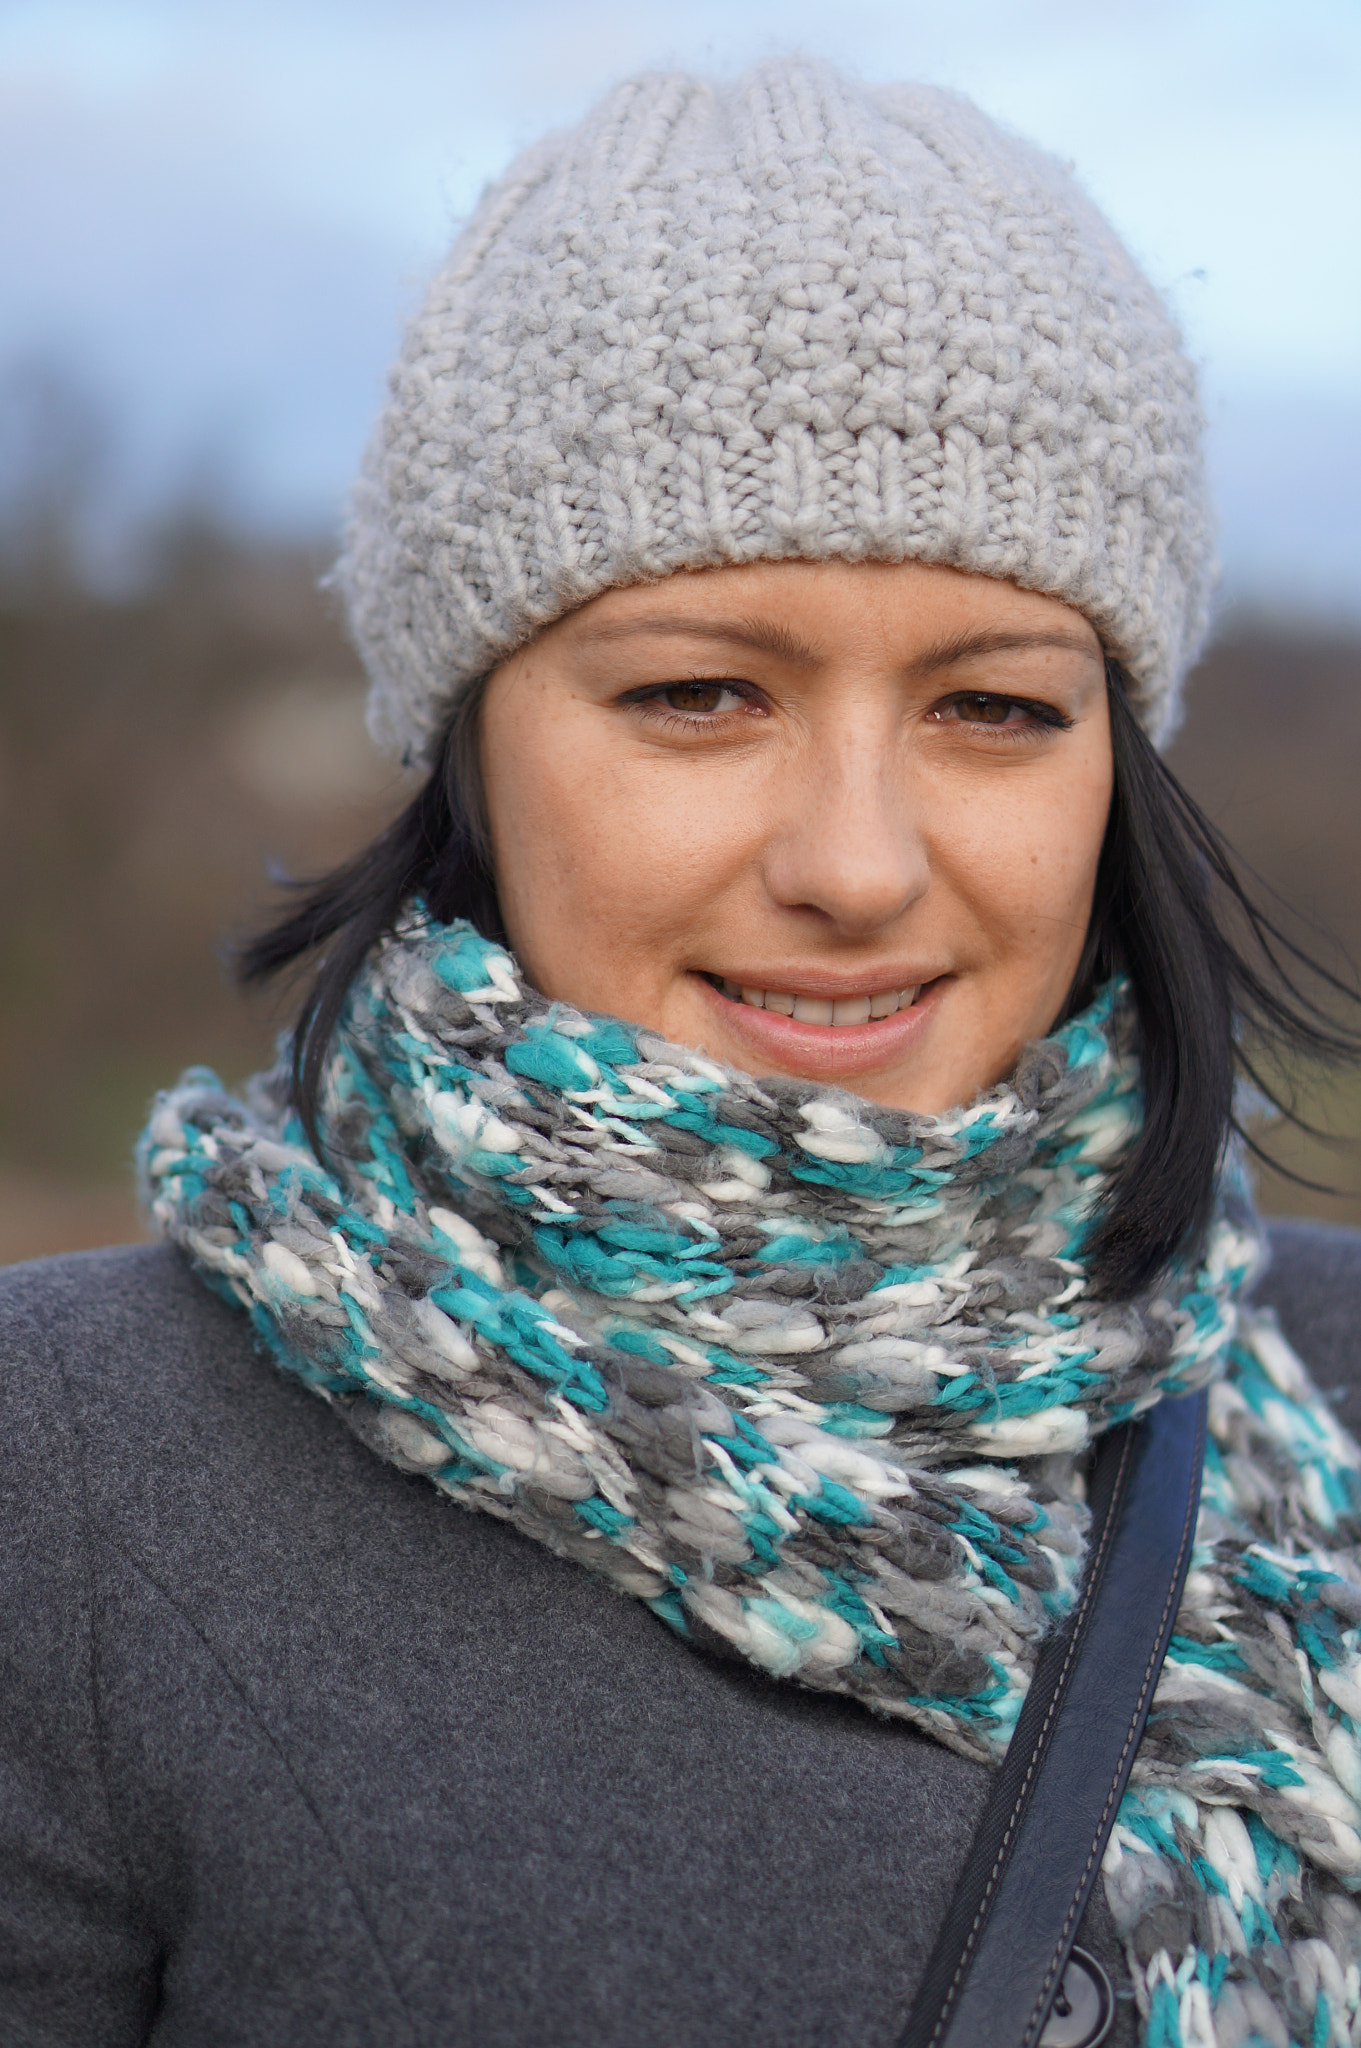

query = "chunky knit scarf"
[143,914,1361,2047]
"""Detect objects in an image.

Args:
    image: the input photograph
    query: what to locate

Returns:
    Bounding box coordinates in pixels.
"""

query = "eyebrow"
[571,614,1102,674]
[573,614,823,665]
[907,627,1104,675]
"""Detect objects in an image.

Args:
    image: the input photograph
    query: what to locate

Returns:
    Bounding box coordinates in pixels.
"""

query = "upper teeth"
[719,980,921,1025]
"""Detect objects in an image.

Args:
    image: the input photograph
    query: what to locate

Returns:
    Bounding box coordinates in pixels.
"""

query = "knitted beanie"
[340,58,1214,760]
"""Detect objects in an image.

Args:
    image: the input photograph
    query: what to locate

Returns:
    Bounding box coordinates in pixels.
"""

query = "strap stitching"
[1017,1397,1206,2048]
[919,1420,1138,2048]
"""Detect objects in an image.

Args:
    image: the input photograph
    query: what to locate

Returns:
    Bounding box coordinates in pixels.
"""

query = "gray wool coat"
[3,1221,1360,2048]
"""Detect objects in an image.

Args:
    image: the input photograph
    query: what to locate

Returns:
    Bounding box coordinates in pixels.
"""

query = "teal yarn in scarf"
[142,914,1361,2045]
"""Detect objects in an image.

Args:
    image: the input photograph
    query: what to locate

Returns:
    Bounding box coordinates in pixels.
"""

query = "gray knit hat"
[340,59,1214,760]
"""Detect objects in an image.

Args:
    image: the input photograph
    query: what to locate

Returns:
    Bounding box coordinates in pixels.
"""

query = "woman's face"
[480,558,1111,1114]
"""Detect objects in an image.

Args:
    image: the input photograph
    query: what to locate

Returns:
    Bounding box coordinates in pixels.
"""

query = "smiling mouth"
[709,977,924,1027]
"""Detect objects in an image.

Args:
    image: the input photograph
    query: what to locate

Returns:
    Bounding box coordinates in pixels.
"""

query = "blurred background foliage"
[0,373,413,1257]
[0,373,1357,1262]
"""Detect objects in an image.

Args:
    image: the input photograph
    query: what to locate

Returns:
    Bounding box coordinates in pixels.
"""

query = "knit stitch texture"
[340,59,1213,762]
[144,916,1361,2045]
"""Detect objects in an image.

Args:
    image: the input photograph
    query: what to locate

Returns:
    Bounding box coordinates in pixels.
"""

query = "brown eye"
[663,682,728,713]
[957,694,1014,724]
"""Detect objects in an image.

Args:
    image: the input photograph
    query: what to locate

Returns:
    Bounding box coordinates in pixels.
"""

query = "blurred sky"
[1,0,1358,616]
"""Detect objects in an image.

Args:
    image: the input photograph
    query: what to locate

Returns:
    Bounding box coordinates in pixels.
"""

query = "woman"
[4,58,1361,2048]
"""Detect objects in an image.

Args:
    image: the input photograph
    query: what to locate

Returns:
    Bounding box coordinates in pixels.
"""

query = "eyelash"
[625,681,1073,738]
[928,693,1074,740]
[625,678,761,732]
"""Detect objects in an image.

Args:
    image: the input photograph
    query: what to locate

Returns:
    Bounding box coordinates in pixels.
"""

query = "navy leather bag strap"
[899,1389,1208,2048]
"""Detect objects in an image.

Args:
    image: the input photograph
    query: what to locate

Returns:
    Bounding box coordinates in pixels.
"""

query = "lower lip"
[693,974,945,1081]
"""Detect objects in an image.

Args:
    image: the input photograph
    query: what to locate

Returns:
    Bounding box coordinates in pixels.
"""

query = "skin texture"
[480,558,1112,1116]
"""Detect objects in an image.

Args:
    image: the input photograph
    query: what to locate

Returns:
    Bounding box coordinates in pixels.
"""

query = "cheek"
[930,751,1111,968]
[482,691,760,995]
[909,747,1111,1097]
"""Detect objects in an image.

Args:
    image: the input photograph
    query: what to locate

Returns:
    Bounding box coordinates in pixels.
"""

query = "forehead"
[552,559,1105,667]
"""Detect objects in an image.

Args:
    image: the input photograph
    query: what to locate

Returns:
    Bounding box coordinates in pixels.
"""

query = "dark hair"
[238,659,1360,1301]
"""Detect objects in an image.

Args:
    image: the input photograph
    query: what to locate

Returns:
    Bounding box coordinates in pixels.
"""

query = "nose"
[759,729,930,938]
